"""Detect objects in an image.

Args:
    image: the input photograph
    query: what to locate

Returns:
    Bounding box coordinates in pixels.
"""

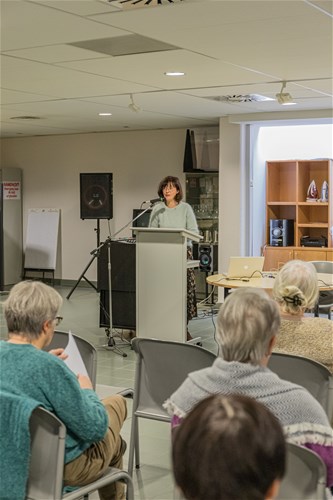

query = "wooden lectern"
[133,227,201,342]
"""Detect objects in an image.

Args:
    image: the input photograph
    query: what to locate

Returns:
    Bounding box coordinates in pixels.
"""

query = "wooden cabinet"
[264,159,332,270]
[264,246,332,271]
[266,159,332,247]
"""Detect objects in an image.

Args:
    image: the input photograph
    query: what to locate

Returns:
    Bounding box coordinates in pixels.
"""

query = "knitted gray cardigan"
[164,358,333,486]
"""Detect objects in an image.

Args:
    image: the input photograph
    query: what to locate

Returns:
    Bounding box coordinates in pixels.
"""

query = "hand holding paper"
[63,331,89,378]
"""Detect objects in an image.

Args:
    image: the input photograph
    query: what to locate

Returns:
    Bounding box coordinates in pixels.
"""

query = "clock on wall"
[80,173,113,219]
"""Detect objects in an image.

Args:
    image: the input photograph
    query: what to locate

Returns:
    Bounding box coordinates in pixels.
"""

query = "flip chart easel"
[23,208,60,283]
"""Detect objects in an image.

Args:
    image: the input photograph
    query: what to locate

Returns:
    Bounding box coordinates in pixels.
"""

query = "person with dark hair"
[272,259,333,373]
[149,175,199,339]
[0,280,127,500]
[165,287,333,487]
[172,394,286,500]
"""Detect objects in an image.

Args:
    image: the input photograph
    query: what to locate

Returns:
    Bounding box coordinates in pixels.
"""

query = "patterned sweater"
[149,201,199,236]
[165,359,333,486]
[274,317,333,373]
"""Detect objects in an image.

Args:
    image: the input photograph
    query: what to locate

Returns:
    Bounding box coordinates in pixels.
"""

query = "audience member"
[273,259,332,373]
[0,281,127,500]
[172,393,286,500]
[164,287,333,486]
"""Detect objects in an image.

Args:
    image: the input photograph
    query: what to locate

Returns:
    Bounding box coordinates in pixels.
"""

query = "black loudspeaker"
[270,219,294,246]
[80,173,113,219]
[197,244,218,272]
[98,241,135,330]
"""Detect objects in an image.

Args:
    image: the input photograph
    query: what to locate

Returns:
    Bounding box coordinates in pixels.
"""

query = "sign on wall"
[3,181,21,200]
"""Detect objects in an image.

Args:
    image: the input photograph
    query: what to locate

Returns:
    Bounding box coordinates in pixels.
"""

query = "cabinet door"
[263,248,293,271]
[326,250,333,262]
[293,248,327,261]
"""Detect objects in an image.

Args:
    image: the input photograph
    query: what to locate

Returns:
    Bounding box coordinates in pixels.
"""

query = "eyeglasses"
[54,316,63,326]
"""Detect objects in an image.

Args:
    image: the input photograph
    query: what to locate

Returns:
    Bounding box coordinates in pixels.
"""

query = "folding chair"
[268,352,333,421]
[27,406,134,500]
[48,330,133,398]
[277,442,327,499]
[47,330,97,388]
[311,261,333,319]
[128,338,216,476]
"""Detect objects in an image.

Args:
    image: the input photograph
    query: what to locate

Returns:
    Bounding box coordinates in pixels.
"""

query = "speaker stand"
[66,220,101,300]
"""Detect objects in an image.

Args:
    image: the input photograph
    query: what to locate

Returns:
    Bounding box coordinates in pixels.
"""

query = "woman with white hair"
[273,259,332,373]
[165,287,333,488]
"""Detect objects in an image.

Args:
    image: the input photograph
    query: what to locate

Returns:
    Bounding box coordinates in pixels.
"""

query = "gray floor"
[0,284,219,500]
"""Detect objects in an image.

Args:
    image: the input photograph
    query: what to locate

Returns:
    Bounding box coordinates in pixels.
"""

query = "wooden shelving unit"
[264,159,332,271]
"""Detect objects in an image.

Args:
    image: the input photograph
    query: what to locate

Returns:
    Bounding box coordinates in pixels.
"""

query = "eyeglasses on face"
[54,316,63,326]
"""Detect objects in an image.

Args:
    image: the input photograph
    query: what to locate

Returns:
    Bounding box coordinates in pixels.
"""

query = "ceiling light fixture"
[128,94,141,113]
[98,112,112,116]
[276,82,297,105]
[164,71,185,76]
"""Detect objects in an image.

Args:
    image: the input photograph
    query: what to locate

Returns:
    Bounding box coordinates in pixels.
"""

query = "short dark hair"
[172,394,286,500]
[157,176,183,202]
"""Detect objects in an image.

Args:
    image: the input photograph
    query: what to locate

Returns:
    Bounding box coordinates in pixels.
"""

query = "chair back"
[268,352,333,420]
[278,442,327,499]
[131,338,216,420]
[46,330,97,388]
[27,407,66,500]
[311,261,333,274]
[311,260,333,318]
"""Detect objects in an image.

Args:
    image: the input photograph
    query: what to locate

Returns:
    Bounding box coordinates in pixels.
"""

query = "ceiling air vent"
[208,94,273,103]
[10,116,43,120]
[106,0,184,9]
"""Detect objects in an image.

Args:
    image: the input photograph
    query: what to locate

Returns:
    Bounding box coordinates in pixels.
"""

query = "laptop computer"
[225,256,265,279]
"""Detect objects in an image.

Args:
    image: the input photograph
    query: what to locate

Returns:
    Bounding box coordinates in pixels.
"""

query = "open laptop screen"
[226,257,265,279]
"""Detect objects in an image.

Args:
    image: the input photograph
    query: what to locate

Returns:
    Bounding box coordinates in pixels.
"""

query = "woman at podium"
[149,176,199,340]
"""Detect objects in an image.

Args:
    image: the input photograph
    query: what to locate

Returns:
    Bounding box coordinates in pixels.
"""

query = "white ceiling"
[1,0,332,138]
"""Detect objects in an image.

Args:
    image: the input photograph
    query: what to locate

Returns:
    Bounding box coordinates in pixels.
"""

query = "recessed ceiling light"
[98,112,112,116]
[164,71,185,76]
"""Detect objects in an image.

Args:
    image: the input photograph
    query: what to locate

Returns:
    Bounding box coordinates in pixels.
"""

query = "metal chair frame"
[128,338,216,476]
[27,406,134,500]
[277,442,327,500]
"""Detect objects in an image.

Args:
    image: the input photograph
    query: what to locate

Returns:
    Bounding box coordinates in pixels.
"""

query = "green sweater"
[149,201,199,236]
[0,341,108,464]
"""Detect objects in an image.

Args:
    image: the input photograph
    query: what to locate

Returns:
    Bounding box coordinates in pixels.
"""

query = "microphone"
[143,198,161,205]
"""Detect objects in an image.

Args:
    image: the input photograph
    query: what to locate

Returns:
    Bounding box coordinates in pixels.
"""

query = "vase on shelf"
[320,180,328,202]
[306,180,318,202]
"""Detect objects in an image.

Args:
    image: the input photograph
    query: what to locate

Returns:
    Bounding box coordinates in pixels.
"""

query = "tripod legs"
[66,254,98,300]
[100,328,128,357]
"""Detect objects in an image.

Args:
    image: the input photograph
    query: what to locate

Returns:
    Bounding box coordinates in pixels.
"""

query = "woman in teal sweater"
[0,280,126,500]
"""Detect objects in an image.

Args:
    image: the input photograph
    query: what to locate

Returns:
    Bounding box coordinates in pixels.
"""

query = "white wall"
[218,117,243,272]
[1,129,186,281]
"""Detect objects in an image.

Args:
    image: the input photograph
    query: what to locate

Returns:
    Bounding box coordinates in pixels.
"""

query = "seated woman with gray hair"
[0,281,127,500]
[164,287,333,488]
[272,259,333,373]
[172,393,286,500]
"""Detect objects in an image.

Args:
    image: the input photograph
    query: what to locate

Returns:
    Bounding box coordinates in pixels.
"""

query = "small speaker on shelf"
[198,244,218,272]
[80,173,113,219]
[270,219,294,246]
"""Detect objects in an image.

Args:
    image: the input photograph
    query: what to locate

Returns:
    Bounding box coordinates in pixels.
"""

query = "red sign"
[3,181,21,200]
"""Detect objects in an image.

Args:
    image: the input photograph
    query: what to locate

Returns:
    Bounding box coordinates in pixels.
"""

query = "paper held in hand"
[63,331,89,377]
